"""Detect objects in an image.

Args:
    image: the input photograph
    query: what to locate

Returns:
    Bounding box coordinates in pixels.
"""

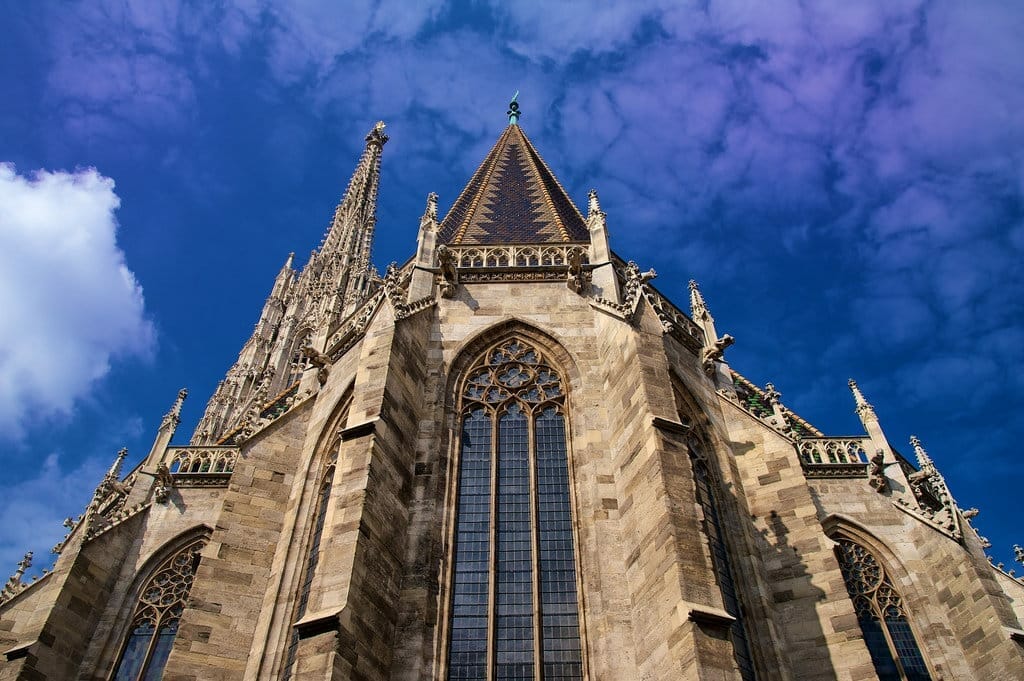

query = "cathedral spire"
[311,121,389,324]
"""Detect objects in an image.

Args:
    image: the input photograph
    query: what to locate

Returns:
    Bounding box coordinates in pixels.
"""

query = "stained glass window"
[112,537,206,681]
[689,439,757,680]
[447,339,583,680]
[835,538,932,681]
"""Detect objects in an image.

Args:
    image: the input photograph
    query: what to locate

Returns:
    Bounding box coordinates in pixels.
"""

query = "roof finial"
[848,379,876,420]
[587,189,603,219]
[689,280,712,322]
[910,435,935,473]
[507,91,521,126]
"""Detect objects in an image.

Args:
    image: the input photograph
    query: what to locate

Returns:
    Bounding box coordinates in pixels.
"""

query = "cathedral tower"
[1,103,1022,681]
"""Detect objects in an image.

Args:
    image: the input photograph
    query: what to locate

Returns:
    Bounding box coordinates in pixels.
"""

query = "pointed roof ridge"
[437,124,589,245]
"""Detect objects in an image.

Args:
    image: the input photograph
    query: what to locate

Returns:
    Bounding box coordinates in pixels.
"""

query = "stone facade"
[2,114,1023,681]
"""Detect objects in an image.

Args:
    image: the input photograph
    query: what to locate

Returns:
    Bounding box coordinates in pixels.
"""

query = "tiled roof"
[437,125,590,245]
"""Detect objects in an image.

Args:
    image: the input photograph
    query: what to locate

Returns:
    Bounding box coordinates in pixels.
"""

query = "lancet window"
[447,339,583,681]
[834,538,931,681]
[281,445,339,680]
[687,434,757,681]
[111,537,206,681]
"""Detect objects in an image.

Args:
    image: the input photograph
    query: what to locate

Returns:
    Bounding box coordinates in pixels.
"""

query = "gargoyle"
[153,463,173,504]
[868,450,889,493]
[301,343,332,385]
[437,245,459,298]
[700,334,735,374]
[566,250,591,294]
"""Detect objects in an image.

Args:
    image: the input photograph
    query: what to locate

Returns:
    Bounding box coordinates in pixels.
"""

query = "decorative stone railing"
[450,244,590,269]
[797,437,869,477]
[447,244,590,283]
[166,446,239,486]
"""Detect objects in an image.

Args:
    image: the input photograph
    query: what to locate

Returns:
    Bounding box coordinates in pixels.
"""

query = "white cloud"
[0,164,155,436]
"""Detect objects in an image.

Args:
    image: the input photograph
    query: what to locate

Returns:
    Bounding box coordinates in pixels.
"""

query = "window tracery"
[835,538,932,681]
[447,338,583,681]
[111,537,206,681]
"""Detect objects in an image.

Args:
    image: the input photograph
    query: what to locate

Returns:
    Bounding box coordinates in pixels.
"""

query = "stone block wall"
[812,476,1024,678]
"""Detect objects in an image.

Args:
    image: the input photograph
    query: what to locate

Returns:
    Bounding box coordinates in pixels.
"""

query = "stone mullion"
[869,586,911,681]
[527,406,543,680]
[487,404,499,681]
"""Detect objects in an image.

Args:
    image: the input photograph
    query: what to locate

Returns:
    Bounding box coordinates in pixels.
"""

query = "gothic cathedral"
[2,103,1023,681]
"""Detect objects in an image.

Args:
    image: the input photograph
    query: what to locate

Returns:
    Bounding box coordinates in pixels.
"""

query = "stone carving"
[153,463,173,504]
[423,191,438,222]
[902,436,962,540]
[0,553,32,603]
[587,188,603,219]
[1014,545,1023,565]
[701,334,735,375]
[566,249,591,294]
[622,260,656,310]
[868,449,889,493]
[301,342,332,385]
[437,244,459,298]
[382,262,406,306]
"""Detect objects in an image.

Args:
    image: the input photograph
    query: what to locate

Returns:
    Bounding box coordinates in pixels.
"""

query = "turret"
[587,189,617,302]
[145,388,188,467]
[689,280,735,392]
[848,379,894,456]
[408,192,440,300]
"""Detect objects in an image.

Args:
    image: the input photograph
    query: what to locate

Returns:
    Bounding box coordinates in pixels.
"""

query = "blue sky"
[1,1,1022,576]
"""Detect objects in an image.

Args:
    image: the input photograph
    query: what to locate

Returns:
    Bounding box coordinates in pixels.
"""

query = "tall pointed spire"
[311,121,389,324]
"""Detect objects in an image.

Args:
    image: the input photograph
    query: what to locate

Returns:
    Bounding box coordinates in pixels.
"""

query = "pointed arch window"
[111,537,206,681]
[447,339,583,681]
[281,446,339,680]
[687,434,757,681]
[286,332,312,387]
[834,538,931,681]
